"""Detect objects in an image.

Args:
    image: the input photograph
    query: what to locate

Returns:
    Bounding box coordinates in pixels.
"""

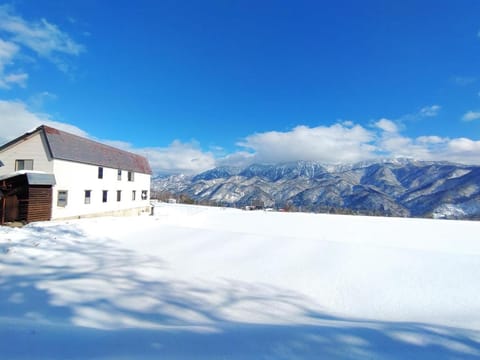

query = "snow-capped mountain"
[151,159,480,219]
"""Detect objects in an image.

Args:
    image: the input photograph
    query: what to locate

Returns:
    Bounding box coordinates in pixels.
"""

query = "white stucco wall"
[51,159,151,220]
[0,132,53,176]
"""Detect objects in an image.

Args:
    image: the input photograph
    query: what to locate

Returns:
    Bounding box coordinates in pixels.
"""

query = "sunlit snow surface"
[1,203,480,359]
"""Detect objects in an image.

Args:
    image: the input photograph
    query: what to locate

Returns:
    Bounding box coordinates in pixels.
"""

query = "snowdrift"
[1,203,480,359]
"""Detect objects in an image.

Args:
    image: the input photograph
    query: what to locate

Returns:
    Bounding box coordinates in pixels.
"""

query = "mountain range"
[151,159,480,219]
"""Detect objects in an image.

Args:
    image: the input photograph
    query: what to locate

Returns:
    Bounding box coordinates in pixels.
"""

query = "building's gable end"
[0,127,41,153]
[0,130,53,175]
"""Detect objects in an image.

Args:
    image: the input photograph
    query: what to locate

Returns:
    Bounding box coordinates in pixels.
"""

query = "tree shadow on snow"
[1,222,480,359]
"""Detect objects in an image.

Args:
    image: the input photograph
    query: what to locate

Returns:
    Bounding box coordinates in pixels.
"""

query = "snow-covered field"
[1,203,480,359]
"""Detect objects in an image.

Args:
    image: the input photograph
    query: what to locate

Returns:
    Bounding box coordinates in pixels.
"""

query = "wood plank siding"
[0,175,53,224]
[26,186,52,222]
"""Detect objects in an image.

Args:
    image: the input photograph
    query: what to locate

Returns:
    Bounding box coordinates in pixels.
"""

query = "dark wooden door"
[5,195,19,222]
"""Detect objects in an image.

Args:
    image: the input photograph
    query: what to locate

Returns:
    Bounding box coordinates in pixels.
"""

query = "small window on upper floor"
[117,190,122,202]
[98,167,104,179]
[102,190,108,203]
[132,190,136,201]
[15,159,34,171]
[117,169,122,181]
[128,171,135,182]
[141,190,148,200]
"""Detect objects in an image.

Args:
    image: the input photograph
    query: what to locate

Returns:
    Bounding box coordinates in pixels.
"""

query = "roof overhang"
[0,171,56,185]
[26,172,56,186]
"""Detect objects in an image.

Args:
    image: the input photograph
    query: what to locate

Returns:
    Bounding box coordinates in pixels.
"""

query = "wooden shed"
[0,172,56,225]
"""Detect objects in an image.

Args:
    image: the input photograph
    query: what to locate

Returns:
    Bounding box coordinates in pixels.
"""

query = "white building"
[0,125,152,223]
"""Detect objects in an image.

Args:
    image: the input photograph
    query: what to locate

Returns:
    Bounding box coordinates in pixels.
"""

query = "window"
[84,190,91,204]
[141,190,148,200]
[98,167,104,179]
[132,190,136,201]
[15,159,33,171]
[128,171,135,182]
[117,169,122,181]
[102,190,108,203]
[57,190,68,207]
[117,190,122,202]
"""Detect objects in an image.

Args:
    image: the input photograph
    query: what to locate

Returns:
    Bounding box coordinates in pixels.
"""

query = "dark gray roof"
[42,126,151,174]
[0,125,152,174]
[26,172,56,185]
[45,126,152,174]
[0,171,56,185]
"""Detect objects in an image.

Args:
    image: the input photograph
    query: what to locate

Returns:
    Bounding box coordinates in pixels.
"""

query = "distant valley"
[152,159,480,220]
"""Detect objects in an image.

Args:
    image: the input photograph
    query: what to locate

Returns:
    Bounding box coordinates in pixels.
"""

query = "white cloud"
[0,37,22,88]
[462,111,480,122]
[4,72,28,87]
[341,120,354,127]
[101,139,217,175]
[419,105,441,117]
[217,151,255,169]
[28,91,57,109]
[0,99,48,142]
[448,138,480,152]
[0,37,17,57]
[377,134,433,160]
[442,138,480,164]
[397,105,441,124]
[0,99,87,144]
[416,135,444,144]
[0,37,18,65]
[375,118,398,133]
[0,5,84,58]
[140,141,216,175]
[374,132,480,165]
[236,124,377,164]
[225,119,480,169]
[0,5,84,87]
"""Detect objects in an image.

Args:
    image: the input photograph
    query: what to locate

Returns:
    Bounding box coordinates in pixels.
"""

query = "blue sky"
[1,0,480,174]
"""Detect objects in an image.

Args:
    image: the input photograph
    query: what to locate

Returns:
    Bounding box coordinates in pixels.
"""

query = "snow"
[434,200,480,219]
[0,169,50,181]
[1,203,480,359]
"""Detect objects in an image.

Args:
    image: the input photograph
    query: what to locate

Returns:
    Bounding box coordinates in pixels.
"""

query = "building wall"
[51,159,151,219]
[0,132,53,176]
